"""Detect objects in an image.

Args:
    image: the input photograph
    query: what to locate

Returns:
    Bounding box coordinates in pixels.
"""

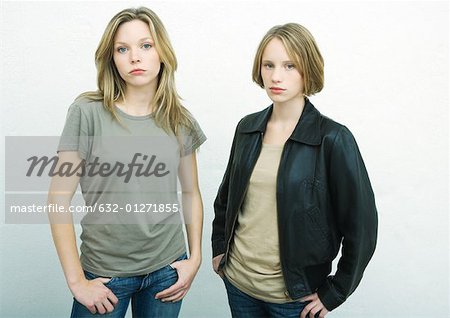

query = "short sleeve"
[57,102,90,160]
[180,117,207,157]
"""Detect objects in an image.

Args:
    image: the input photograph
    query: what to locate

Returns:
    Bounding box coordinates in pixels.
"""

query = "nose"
[271,67,282,83]
[130,49,141,64]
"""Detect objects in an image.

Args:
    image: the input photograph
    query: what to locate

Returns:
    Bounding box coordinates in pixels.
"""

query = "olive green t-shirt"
[58,98,206,277]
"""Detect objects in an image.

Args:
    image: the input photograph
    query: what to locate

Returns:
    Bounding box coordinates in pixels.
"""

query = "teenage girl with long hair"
[48,7,206,317]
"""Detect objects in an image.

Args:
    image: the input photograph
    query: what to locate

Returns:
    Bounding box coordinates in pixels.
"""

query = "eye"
[117,47,128,54]
[285,63,296,70]
[142,43,153,50]
[263,63,274,69]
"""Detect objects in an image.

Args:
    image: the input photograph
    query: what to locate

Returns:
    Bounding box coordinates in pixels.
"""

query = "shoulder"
[314,106,355,143]
[317,114,358,155]
[240,108,266,122]
[240,107,269,123]
[177,107,207,146]
[68,96,104,115]
[64,97,111,125]
[319,114,347,137]
[295,99,359,150]
[178,107,204,134]
[235,106,271,132]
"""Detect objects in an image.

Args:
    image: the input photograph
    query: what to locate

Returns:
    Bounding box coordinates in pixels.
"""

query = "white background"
[1,1,449,317]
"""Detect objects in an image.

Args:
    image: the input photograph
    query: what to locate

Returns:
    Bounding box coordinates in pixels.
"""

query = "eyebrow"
[262,60,295,63]
[114,37,154,45]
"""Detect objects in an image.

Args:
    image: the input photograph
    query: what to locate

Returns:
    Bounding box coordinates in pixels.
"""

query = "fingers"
[107,289,119,306]
[155,258,199,302]
[155,279,187,301]
[80,279,118,314]
[94,277,119,307]
[86,305,97,315]
[155,280,183,299]
[160,289,187,302]
[86,298,115,315]
[318,309,329,318]
[94,278,119,307]
[299,294,329,318]
[95,302,107,315]
[300,303,313,318]
[154,271,190,302]
[93,295,117,315]
[308,307,322,318]
[100,298,115,314]
[155,280,188,302]
[300,294,315,302]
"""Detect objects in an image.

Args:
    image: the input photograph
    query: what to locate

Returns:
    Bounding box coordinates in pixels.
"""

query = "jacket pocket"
[303,206,333,264]
[306,207,329,244]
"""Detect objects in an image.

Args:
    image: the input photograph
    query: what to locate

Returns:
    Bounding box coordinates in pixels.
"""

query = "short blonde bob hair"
[252,23,324,96]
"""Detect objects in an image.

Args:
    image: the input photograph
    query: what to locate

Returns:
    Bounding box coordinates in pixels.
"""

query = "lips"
[129,69,145,75]
[269,87,285,93]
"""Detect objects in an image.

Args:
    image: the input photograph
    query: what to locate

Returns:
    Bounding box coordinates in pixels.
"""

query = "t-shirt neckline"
[114,105,154,121]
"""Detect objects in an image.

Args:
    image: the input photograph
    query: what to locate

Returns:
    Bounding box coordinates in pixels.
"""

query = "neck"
[118,84,157,116]
[271,96,306,123]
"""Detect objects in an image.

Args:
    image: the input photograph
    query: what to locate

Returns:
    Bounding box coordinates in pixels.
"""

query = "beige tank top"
[224,143,293,303]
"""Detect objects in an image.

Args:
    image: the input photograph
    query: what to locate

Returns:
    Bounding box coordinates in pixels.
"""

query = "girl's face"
[113,19,161,91]
[260,38,304,106]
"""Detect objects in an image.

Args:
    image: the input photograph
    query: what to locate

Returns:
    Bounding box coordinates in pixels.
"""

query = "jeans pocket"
[83,270,116,286]
[167,252,188,269]
[103,277,117,286]
[177,252,188,261]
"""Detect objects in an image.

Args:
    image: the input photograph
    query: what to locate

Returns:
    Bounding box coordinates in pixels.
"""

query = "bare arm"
[48,151,117,314]
[155,152,204,302]
[180,151,203,266]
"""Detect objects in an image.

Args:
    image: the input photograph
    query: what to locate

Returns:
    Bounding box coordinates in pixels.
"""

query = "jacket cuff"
[317,278,346,311]
[212,239,226,258]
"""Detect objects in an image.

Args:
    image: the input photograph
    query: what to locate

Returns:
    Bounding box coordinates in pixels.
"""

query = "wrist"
[67,274,87,291]
[188,253,202,267]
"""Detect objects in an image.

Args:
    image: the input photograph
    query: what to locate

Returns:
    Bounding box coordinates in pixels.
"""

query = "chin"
[268,95,288,103]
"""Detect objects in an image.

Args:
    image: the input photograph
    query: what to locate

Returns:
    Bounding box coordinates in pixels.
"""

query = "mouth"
[269,87,285,93]
[129,69,145,75]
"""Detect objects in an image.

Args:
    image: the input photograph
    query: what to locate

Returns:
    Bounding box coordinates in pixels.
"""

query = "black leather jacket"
[212,99,378,311]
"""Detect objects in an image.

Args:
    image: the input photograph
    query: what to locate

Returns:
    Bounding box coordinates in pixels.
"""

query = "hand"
[155,257,200,302]
[300,293,329,318]
[212,253,225,278]
[70,277,118,315]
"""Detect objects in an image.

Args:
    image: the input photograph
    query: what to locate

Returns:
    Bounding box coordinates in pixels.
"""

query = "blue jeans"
[223,275,315,318]
[70,253,187,318]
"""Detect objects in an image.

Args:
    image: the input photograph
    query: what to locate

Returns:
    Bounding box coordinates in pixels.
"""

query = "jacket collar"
[240,98,322,146]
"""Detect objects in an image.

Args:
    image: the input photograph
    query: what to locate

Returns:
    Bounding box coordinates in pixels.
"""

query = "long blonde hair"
[78,7,193,135]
